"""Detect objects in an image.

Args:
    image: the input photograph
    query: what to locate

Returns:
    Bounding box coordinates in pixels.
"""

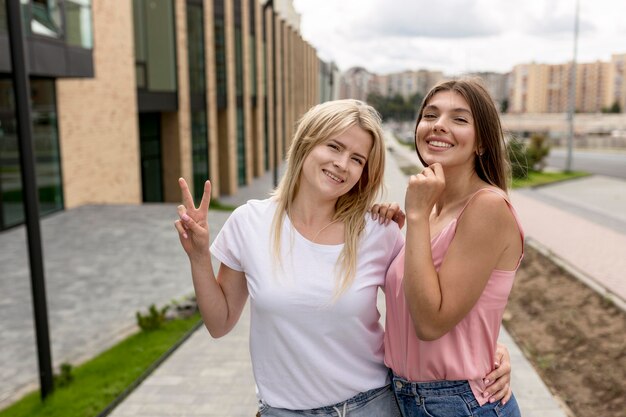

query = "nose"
[333,154,349,170]
[432,117,448,133]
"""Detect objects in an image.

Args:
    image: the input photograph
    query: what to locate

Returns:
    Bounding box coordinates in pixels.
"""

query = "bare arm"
[174,178,249,338]
[403,165,519,340]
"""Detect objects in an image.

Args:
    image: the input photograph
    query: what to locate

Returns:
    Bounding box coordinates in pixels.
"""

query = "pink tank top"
[384,188,524,405]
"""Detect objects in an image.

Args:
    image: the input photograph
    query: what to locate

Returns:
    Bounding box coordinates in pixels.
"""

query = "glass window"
[0,78,63,230]
[214,13,226,100]
[31,79,63,216]
[64,0,93,48]
[249,34,256,95]
[0,0,6,33]
[0,78,23,229]
[133,0,177,93]
[186,2,205,94]
[235,27,243,96]
[191,110,208,200]
[30,0,62,38]
[236,106,245,185]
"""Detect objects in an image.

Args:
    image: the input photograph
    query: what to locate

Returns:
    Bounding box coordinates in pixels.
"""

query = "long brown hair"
[414,79,511,191]
[271,99,386,297]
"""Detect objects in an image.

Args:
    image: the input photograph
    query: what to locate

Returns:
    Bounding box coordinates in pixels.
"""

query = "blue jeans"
[258,384,401,416]
[392,375,521,417]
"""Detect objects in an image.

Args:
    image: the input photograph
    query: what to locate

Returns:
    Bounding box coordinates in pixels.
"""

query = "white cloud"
[293,0,626,75]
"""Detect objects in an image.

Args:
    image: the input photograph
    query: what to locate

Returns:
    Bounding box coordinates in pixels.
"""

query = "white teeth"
[429,140,452,148]
[324,170,343,183]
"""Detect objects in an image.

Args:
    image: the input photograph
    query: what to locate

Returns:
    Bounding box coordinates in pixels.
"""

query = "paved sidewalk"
[0,205,231,409]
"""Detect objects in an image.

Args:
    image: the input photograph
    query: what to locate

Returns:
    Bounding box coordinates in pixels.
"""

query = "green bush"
[136,304,170,331]
[526,133,550,171]
[54,363,74,388]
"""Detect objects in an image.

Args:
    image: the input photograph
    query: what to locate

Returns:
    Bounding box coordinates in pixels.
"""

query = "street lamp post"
[565,0,580,173]
[5,0,55,399]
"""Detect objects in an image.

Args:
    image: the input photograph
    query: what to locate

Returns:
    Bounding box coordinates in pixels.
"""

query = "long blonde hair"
[271,99,386,297]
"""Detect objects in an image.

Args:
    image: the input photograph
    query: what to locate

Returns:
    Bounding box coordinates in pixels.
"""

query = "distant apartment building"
[339,66,377,101]
[0,0,325,231]
[509,55,625,114]
[340,67,443,102]
[375,69,443,100]
[606,53,626,111]
[463,71,509,109]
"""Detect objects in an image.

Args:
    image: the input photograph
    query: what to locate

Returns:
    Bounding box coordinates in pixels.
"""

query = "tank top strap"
[457,188,508,219]
[456,188,525,269]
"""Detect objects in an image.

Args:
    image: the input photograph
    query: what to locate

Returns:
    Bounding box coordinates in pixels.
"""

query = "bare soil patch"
[503,245,626,417]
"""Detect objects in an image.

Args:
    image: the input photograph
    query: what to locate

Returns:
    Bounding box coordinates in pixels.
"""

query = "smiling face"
[299,124,373,203]
[416,90,479,171]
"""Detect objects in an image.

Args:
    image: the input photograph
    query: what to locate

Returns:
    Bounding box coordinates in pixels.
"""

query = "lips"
[426,137,454,149]
[322,169,344,183]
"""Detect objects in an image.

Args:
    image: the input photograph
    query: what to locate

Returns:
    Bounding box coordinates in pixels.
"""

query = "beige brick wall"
[204,0,220,197]
[56,0,140,208]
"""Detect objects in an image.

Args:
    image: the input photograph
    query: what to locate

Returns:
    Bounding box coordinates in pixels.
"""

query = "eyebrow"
[329,139,368,161]
[424,104,472,115]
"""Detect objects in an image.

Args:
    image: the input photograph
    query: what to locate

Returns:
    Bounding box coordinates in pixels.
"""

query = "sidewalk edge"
[526,237,626,313]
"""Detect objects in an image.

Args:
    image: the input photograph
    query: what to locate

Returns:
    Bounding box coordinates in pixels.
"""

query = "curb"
[525,237,626,313]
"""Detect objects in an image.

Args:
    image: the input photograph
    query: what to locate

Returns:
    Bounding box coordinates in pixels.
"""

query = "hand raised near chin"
[174,178,212,260]
[405,163,445,217]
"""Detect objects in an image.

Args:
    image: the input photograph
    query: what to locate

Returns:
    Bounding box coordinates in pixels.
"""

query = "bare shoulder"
[459,190,518,237]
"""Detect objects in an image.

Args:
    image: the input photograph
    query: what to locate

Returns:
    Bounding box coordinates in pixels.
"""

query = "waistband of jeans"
[391,374,472,397]
[301,384,390,414]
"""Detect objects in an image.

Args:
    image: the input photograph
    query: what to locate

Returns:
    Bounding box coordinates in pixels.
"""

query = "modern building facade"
[1,0,324,231]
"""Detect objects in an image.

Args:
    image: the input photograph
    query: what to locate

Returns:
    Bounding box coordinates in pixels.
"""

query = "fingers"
[484,359,511,387]
[431,162,444,178]
[370,204,380,221]
[370,203,403,225]
[377,204,391,225]
[174,219,188,240]
[177,204,202,234]
[502,385,512,404]
[178,177,196,210]
[393,209,406,229]
[483,381,510,404]
[198,180,212,213]
[483,356,512,404]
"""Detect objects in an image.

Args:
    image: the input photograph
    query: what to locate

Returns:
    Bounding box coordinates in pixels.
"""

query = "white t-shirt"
[210,198,404,410]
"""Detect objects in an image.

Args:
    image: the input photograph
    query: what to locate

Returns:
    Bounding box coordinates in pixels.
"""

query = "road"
[545,148,626,179]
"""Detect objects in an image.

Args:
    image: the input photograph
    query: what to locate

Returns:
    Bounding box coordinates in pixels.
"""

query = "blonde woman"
[174,99,511,416]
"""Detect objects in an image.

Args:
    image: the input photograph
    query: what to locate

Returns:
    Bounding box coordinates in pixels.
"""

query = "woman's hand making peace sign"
[174,178,212,261]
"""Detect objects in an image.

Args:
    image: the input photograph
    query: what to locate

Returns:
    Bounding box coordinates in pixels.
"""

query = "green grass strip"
[0,314,202,417]
[512,170,590,189]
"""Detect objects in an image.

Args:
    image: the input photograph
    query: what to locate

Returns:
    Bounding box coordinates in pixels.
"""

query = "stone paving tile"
[0,204,231,408]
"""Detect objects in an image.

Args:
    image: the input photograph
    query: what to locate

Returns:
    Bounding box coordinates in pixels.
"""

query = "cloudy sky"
[292,0,626,76]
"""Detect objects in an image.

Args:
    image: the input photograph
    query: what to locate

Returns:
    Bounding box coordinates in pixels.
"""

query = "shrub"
[136,304,170,331]
[526,133,550,172]
[54,363,74,387]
